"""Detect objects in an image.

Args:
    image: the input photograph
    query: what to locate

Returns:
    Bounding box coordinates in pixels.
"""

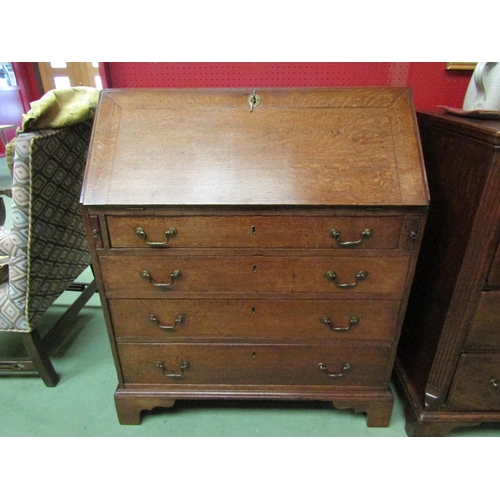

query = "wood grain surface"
[81,87,429,426]
[82,88,428,207]
[106,214,403,249]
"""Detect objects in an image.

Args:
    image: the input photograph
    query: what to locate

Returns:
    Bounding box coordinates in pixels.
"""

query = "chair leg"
[20,328,60,387]
[8,277,96,386]
[44,279,97,351]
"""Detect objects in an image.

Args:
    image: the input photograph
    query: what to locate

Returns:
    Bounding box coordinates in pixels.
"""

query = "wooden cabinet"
[395,111,500,436]
[80,88,428,425]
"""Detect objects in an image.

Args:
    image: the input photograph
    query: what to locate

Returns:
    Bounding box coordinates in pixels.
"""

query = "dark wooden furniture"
[395,110,500,437]
[80,88,428,425]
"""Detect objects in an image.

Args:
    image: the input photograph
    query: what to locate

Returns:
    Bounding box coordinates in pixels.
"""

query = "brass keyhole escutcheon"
[248,90,261,112]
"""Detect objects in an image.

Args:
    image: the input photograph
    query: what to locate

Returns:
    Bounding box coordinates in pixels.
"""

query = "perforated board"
[105,62,472,109]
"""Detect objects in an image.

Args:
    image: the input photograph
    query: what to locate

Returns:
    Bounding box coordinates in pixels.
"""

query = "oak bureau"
[80,88,429,426]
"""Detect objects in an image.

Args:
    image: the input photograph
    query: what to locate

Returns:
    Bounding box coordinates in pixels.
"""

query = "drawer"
[100,255,411,296]
[118,343,392,387]
[447,354,500,411]
[109,298,400,341]
[106,215,403,249]
[488,240,500,286]
[464,291,500,350]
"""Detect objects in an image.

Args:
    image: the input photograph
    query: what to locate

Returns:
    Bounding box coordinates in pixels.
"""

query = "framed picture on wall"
[446,62,476,71]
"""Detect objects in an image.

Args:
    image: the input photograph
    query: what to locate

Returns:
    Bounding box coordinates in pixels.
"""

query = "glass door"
[37,62,102,92]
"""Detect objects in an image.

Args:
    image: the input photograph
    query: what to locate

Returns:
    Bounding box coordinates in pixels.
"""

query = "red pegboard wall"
[105,62,472,110]
[107,62,396,87]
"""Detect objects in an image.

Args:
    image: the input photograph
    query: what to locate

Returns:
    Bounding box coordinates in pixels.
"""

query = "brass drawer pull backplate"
[155,361,190,378]
[318,362,352,378]
[320,315,360,332]
[330,228,373,247]
[325,270,368,288]
[149,314,185,330]
[142,269,182,288]
[490,379,500,392]
[136,226,177,247]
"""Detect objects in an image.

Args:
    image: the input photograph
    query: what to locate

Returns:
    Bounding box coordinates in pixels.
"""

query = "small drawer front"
[118,343,392,387]
[488,240,500,287]
[109,298,400,341]
[447,354,500,411]
[465,291,500,350]
[106,215,403,249]
[99,255,410,296]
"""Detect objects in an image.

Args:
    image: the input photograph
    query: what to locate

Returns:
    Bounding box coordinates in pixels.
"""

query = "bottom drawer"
[447,354,500,411]
[118,343,391,388]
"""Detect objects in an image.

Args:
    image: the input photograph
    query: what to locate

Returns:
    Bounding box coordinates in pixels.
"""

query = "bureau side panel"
[398,113,500,404]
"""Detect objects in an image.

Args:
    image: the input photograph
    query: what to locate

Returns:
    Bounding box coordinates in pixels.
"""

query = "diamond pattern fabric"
[0,123,91,332]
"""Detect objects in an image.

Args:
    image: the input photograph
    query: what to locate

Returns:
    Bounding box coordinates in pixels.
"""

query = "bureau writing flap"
[81,87,429,208]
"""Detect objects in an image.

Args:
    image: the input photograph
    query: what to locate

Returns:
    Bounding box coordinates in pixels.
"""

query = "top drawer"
[106,215,403,249]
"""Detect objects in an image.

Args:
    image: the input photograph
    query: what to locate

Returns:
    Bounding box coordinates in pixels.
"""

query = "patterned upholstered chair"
[0,121,96,386]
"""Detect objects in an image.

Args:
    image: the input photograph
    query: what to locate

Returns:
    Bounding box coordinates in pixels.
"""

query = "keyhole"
[253,265,257,272]
[251,307,256,314]
[252,352,257,358]
[251,226,257,235]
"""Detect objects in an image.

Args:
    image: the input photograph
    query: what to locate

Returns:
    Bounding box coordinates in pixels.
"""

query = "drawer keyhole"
[253,265,257,272]
[252,352,257,358]
[251,226,257,235]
